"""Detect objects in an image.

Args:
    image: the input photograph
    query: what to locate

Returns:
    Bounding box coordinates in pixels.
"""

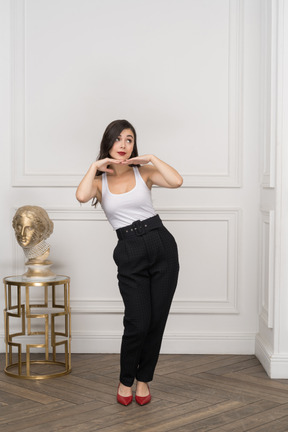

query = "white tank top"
[101,167,156,230]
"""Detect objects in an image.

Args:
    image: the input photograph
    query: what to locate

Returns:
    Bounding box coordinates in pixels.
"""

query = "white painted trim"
[227,0,243,188]
[69,299,237,315]
[268,210,275,328]
[54,207,239,314]
[255,334,273,376]
[255,334,288,379]
[259,209,275,328]
[160,331,255,354]
[71,331,255,355]
[273,0,288,355]
[47,206,240,221]
[269,356,288,379]
[12,206,240,314]
[260,0,278,188]
[256,0,288,380]
[0,331,256,355]
[11,0,243,188]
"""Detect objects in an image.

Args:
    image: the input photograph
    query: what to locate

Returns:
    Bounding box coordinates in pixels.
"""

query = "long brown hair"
[92,120,139,207]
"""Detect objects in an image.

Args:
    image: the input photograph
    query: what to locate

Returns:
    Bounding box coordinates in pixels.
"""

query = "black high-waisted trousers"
[113,214,179,387]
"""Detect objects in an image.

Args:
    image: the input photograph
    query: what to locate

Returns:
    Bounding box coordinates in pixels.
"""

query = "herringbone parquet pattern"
[1,353,288,431]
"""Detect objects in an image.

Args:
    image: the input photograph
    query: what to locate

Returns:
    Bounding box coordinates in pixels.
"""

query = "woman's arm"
[76,162,99,203]
[122,155,183,188]
[76,158,121,203]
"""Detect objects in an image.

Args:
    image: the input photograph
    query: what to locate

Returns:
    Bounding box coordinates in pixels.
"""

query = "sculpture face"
[14,213,42,248]
[12,206,56,279]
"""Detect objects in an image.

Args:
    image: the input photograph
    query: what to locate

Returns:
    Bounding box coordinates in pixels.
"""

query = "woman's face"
[14,213,41,248]
[109,128,134,160]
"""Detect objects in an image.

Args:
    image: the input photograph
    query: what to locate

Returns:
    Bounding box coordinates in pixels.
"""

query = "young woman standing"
[76,119,182,406]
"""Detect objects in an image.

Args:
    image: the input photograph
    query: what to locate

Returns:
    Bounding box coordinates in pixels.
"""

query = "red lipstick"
[118,152,126,156]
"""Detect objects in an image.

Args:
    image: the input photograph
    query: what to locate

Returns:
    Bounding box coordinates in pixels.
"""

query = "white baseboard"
[255,334,272,376]
[255,334,288,379]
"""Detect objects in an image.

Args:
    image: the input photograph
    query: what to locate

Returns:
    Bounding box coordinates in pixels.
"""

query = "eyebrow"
[118,134,134,139]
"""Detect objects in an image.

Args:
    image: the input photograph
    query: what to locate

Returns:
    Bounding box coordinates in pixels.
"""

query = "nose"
[21,226,25,236]
[119,138,125,148]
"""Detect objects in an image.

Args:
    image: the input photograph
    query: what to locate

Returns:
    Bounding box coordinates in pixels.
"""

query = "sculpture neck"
[23,240,49,259]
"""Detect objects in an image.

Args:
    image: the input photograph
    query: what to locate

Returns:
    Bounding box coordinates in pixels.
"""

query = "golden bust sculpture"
[12,205,56,280]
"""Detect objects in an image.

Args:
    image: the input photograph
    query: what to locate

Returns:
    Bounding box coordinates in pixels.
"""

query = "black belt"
[116,214,163,240]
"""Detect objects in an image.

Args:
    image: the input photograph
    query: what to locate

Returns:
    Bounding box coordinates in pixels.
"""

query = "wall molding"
[52,206,240,314]
[255,334,288,379]
[260,0,278,188]
[72,331,255,354]
[259,209,275,328]
[11,0,243,188]
[13,206,240,315]
[0,331,256,355]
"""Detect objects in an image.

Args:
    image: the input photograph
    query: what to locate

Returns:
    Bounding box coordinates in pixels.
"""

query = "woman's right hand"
[95,158,120,174]
[76,157,120,203]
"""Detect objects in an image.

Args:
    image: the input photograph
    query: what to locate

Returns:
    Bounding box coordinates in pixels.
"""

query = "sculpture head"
[12,206,54,249]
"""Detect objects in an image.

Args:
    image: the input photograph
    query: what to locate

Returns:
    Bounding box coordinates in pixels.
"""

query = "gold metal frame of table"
[3,275,71,379]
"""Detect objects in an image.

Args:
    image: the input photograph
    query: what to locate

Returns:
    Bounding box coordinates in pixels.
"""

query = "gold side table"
[3,275,71,379]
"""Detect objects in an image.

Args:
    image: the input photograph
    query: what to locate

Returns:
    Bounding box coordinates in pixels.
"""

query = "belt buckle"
[132,220,145,236]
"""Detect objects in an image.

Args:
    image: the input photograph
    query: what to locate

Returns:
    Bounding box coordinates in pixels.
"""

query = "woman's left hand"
[121,155,151,165]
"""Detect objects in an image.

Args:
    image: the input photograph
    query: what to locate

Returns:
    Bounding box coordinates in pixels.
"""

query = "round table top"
[3,275,70,286]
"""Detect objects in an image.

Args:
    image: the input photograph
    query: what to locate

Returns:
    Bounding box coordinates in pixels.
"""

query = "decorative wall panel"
[259,209,275,328]
[14,207,240,315]
[260,0,278,188]
[12,0,243,187]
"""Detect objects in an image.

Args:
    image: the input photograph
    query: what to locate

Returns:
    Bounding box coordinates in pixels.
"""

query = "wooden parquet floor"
[1,353,288,431]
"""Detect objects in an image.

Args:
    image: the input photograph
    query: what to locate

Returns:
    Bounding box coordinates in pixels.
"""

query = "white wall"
[0,0,261,355]
[256,0,288,378]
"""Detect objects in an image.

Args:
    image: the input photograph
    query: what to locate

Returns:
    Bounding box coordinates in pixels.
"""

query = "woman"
[76,119,182,406]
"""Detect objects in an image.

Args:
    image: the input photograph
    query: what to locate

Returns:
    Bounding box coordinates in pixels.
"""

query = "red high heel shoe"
[117,384,133,406]
[135,384,151,406]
